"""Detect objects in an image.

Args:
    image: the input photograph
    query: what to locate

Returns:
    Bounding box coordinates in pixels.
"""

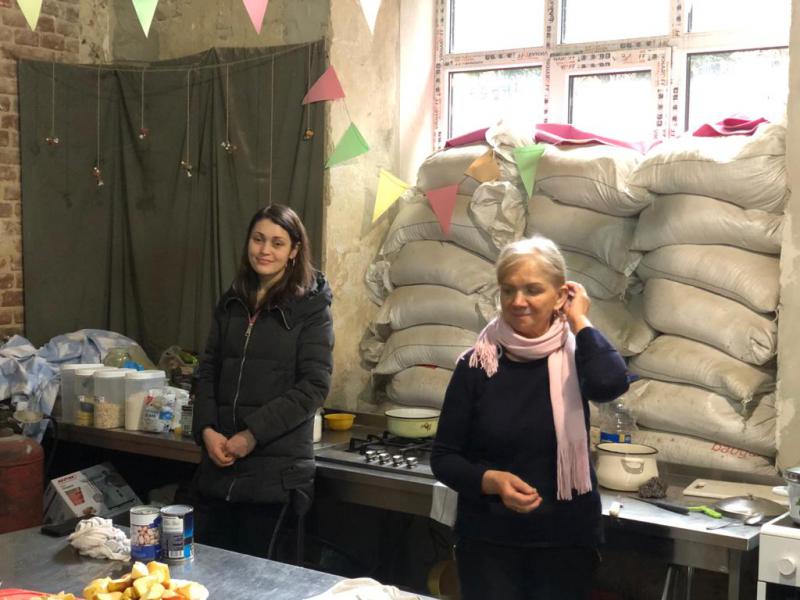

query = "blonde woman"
[431,236,628,599]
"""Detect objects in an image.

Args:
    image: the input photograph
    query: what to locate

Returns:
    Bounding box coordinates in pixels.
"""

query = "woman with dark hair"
[192,204,334,558]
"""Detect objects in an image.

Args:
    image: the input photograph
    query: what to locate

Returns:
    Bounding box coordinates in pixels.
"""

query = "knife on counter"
[636,497,722,519]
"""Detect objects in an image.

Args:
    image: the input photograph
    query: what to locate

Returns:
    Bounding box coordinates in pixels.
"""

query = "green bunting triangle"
[132,0,159,37]
[325,123,369,168]
[513,144,546,198]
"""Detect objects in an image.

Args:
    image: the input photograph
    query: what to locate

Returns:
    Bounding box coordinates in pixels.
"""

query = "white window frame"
[434,0,789,146]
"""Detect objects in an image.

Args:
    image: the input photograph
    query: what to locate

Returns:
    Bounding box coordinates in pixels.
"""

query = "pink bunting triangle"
[303,66,345,104]
[426,184,459,236]
[242,0,269,34]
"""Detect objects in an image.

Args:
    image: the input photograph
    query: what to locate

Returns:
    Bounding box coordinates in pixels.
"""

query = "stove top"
[315,432,436,479]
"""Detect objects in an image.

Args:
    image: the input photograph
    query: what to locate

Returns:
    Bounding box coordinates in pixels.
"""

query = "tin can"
[130,505,161,560]
[160,504,194,561]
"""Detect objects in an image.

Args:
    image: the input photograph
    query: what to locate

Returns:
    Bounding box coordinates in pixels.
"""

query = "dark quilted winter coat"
[192,271,334,504]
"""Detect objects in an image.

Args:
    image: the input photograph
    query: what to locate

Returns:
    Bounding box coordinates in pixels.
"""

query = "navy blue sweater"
[430,327,629,548]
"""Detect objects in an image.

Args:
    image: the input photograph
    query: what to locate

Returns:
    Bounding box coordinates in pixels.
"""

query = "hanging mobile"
[138,68,149,140]
[302,48,314,140]
[181,69,193,178]
[93,66,104,187]
[45,62,60,146]
[220,65,237,154]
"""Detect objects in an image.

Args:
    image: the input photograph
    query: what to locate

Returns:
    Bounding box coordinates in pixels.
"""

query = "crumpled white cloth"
[68,516,131,561]
[304,578,421,600]
[429,482,457,528]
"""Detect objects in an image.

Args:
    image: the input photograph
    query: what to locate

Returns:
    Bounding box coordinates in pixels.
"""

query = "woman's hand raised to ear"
[563,281,592,334]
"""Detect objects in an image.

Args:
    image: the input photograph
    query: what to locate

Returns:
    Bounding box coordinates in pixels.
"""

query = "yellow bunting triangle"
[512,144,546,198]
[465,149,501,183]
[373,169,410,222]
[18,0,42,30]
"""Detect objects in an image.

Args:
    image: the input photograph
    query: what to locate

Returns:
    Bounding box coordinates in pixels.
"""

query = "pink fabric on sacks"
[444,127,490,148]
[467,316,592,500]
[534,123,658,154]
[692,117,769,137]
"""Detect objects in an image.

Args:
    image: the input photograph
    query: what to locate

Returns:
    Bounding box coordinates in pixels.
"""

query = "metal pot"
[714,495,786,525]
[595,442,659,492]
[785,466,800,525]
[385,408,440,439]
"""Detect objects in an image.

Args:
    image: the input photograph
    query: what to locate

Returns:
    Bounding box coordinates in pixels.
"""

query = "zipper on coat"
[225,476,237,501]
[231,310,259,431]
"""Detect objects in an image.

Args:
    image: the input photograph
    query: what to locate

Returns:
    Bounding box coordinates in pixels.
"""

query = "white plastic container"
[60,363,104,424]
[125,371,166,431]
[73,367,114,407]
[313,409,323,443]
[93,370,128,429]
[785,466,800,525]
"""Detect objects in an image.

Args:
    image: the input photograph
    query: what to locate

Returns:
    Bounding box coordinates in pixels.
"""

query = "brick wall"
[0,0,84,340]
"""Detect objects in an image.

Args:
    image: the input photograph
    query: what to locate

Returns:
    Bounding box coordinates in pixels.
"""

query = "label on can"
[160,504,194,561]
[130,505,161,561]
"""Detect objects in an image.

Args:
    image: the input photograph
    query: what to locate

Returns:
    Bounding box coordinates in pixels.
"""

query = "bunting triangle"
[242,0,269,34]
[303,66,345,104]
[426,184,459,236]
[513,144,546,198]
[465,149,501,183]
[373,169,411,222]
[326,123,369,168]
[132,0,159,37]
[18,0,42,30]
[359,0,382,35]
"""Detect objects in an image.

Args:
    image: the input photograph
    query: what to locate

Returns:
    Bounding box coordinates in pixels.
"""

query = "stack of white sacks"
[619,122,787,476]
[362,141,527,408]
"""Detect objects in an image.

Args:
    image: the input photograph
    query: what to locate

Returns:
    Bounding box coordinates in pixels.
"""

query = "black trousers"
[455,537,599,600]
[193,494,286,559]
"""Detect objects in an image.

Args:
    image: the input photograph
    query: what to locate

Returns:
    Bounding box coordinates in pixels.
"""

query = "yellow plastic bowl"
[324,413,355,431]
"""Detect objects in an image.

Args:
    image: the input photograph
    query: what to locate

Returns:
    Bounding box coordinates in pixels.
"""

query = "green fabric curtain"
[18,42,326,360]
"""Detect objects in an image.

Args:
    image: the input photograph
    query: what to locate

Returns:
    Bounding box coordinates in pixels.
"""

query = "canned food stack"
[618,122,787,476]
[130,504,194,563]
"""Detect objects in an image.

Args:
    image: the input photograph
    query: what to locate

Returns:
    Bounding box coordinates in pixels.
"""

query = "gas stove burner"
[346,432,434,470]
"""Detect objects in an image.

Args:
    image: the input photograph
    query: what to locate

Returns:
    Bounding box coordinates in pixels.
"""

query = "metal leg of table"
[727,550,742,600]
[661,564,676,600]
[756,580,766,600]
[686,566,694,600]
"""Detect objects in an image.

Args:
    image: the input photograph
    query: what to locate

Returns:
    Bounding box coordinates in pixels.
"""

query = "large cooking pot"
[595,442,659,492]
[385,408,440,439]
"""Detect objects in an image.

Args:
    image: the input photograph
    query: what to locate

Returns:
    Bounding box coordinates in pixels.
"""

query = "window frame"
[434,0,789,146]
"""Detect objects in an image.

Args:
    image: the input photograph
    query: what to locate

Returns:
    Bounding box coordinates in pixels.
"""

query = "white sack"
[628,123,788,213]
[535,143,653,216]
[416,143,519,196]
[629,428,776,477]
[386,366,453,409]
[643,279,777,365]
[388,241,496,296]
[563,251,630,301]
[632,193,783,254]
[589,296,656,357]
[629,335,775,402]
[636,245,779,313]
[360,332,385,365]
[526,194,641,275]
[381,193,498,260]
[469,181,527,251]
[365,260,392,303]
[371,285,488,340]
[372,325,477,375]
[621,379,776,457]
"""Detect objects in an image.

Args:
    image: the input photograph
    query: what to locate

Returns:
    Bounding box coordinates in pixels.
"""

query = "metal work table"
[55,422,764,599]
[0,527,343,598]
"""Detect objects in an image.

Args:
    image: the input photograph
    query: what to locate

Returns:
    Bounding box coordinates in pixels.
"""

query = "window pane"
[687,49,789,131]
[561,0,670,44]
[449,68,543,138]
[450,0,544,53]
[687,0,791,33]
[569,71,653,140]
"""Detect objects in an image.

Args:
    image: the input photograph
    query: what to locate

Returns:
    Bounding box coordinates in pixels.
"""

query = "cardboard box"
[43,462,140,524]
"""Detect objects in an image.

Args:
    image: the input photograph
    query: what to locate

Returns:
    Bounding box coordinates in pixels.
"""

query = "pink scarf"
[468,316,592,500]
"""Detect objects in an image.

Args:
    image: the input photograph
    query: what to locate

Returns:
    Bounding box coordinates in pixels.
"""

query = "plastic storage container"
[93,370,127,429]
[125,371,166,431]
[73,367,114,413]
[60,363,104,424]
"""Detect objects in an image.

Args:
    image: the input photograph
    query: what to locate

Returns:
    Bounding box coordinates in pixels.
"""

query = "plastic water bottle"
[599,400,637,443]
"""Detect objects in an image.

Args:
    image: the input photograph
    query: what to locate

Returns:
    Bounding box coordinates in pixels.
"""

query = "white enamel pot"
[596,442,659,492]
[385,408,440,439]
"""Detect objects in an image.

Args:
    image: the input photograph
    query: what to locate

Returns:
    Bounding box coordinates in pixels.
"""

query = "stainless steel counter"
[55,422,763,599]
[0,527,343,598]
